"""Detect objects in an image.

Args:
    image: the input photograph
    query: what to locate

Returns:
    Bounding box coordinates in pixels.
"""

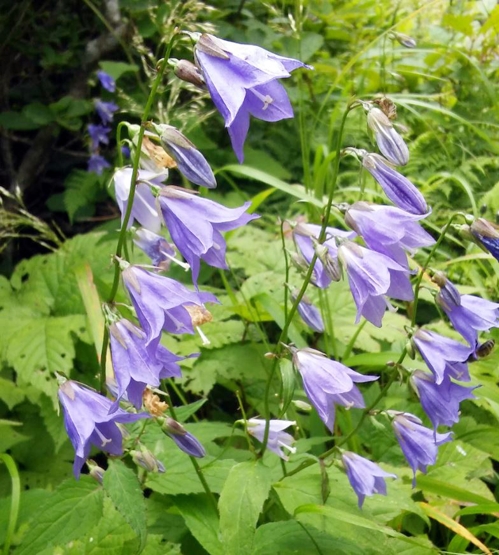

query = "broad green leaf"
[0,377,26,410]
[175,399,207,423]
[218,460,272,555]
[14,478,103,555]
[174,494,223,555]
[103,460,147,552]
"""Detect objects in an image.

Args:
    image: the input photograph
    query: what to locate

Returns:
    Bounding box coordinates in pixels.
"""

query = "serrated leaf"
[14,478,104,555]
[39,394,68,452]
[0,377,26,409]
[174,494,223,555]
[103,460,147,552]
[218,460,272,555]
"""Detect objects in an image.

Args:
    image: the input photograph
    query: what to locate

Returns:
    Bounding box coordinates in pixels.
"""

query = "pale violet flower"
[246,418,296,460]
[367,107,409,166]
[161,417,205,458]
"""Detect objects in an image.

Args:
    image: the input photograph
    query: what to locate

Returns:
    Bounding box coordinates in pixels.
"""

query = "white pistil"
[250,88,274,110]
[196,326,211,346]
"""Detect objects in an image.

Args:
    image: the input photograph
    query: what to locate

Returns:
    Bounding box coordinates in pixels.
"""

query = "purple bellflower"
[412,329,473,384]
[433,272,499,346]
[58,380,148,478]
[338,241,413,327]
[344,201,434,267]
[95,99,119,124]
[292,223,355,289]
[157,186,258,285]
[292,348,377,431]
[193,33,310,163]
[391,411,452,485]
[468,218,499,261]
[97,70,116,92]
[109,319,191,411]
[113,167,167,233]
[122,264,217,345]
[162,417,205,458]
[88,154,111,175]
[292,291,325,333]
[133,228,176,270]
[245,418,296,460]
[389,32,417,48]
[88,123,111,150]
[361,152,428,215]
[410,370,476,430]
[366,107,409,166]
[342,451,396,508]
[157,125,217,189]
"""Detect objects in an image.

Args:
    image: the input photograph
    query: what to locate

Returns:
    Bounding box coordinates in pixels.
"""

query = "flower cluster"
[88,70,118,174]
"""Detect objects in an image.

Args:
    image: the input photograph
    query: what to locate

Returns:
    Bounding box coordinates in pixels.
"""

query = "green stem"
[190,457,219,513]
[98,35,178,393]
[259,103,354,455]
[0,454,20,555]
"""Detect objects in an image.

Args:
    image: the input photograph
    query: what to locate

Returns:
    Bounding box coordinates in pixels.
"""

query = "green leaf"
[22,102,54,126]
[0,377,26,409]
[175,399,207,423]
[14,477,104,555]
[99,61,139,80]
[279,358,296,417]
[103,459,147,552]
[218,460,272,555]
[174,494,223,555]
[0,111,41,130]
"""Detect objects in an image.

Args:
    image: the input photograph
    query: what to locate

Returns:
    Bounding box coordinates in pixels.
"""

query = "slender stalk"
[259,103,354,455]
[0,454,20,555]
[98,35,178,393]
[190,457,219,513]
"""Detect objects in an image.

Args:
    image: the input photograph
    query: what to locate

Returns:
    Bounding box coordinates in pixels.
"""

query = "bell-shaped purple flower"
[338,241,413,327]
[193,33,310,162]
[412,329,473,384]
[88,154,110,175]
[161,417,205,458]
[367,107,409,166]
[95,99,119,124]
[122,264,217,345]
[58,380,148,478]
[391,411,452,485]
[344,202,434,267]
[361,152,428,215]
[410,370,476,430]
[109,319,191,411]
[245,418,296,460]
[88,123,110,150]
[293,292,325,333]
[467,218,499,261]
[434,272,499,346]
[342,451,396,507]
[157,186,258,284]
[113,167,167,233]
[292,348,377,431]
[157,125,216,189]
[97,70,116,92]
[133,228,176,270]
[292,223,355,289]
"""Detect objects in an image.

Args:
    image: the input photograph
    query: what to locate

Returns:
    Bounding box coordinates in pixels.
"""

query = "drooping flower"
[468,218,499,261]
[97,70,116,92]
[157,124,217,189]
[338,241,413,327]
[391,411,452,485]
[95,99,119,124]
[361,152,428,215]
[292,291,325,333]
[291,348,377,431]
[130,446,165,473]
[133,228,176,270]
[412,329,472,384]
[113,167,167,233]
[344,201,434,267]
[292,223,355,289]
[157,186,258,284]
[245,418,296,460]
[410,370,476,430]
[433,272,499,346]
[122,264,217,345]
[366,107,409,166]
[192,33,310,162]
[109,319,192,411]
[341,451,396,507]
[88,154,111,175]
[88,123,111,150]
[58,380,148,478]
[161,417,205,458]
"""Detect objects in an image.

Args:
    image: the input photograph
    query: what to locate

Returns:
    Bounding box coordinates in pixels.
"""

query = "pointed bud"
[389,32,417,48]
[130,447,165,473]
[161,417,206,458]
[315,244,342,282]
[367,107,409,166]
[86,460,105,484]
[169,59,205,88]
[469,218,499,261]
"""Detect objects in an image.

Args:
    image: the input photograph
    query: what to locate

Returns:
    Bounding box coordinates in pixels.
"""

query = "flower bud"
[130,447,165,473]
[469,218,499,261]
[86,460,105,484]
[389,32,417,48]
[367,107,409,166]
[315,244,341,282]
[161,417,206,458]
[169,59,205,88]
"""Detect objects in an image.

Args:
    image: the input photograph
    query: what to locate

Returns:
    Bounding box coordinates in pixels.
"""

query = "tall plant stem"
[99,34,178,394]
[259,103,353,455]
[0,454,20,555]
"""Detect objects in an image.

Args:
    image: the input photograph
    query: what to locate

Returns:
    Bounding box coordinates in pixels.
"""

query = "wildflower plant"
[4,6,499,555]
